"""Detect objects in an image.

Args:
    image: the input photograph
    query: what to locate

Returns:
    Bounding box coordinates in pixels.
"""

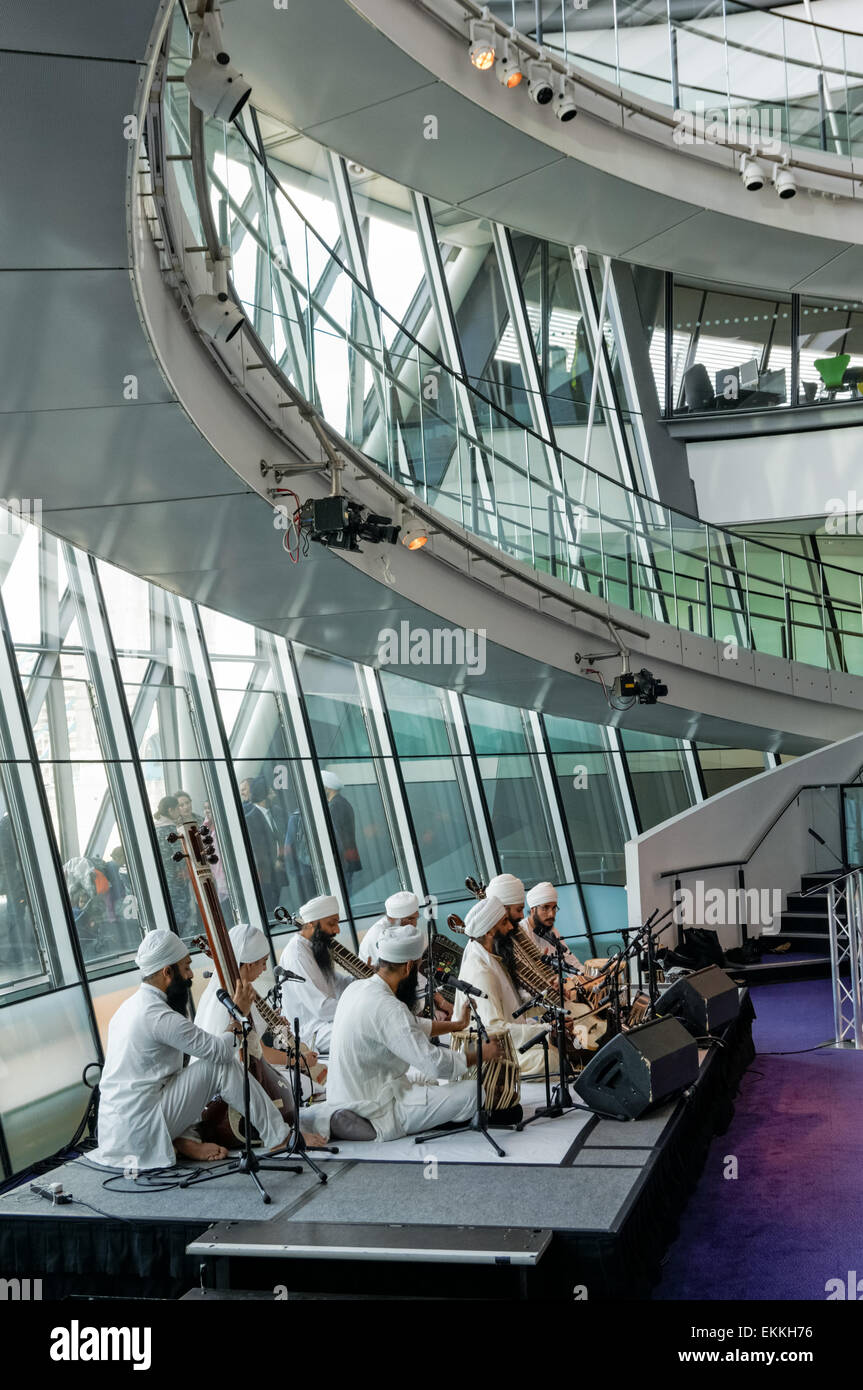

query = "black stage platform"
[0,996,754,1301]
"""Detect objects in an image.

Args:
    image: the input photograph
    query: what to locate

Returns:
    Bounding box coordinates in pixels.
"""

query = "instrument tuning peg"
[207,854,219,864]
[167,832,180,843]
[171,851,185,862]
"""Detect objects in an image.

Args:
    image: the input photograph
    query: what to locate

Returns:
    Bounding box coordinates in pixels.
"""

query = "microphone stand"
[413,995,508,1157]
[186,1008,303,1206]
[273,1014,329,1183]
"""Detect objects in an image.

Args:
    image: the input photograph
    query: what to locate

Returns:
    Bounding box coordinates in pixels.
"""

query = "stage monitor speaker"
[574,1016,699,1120]
[655,965,740,1037]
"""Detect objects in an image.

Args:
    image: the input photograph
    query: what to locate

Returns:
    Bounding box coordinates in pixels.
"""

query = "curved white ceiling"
[224,0,863,298]
[2,0,861,757]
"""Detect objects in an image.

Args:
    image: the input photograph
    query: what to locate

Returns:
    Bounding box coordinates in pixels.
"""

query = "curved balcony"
[154,7,863,683]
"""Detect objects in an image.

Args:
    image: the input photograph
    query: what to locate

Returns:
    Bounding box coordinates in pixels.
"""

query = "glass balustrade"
[160,15,863,682]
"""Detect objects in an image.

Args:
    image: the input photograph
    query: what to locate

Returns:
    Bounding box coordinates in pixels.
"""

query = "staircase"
[729,872,834,985]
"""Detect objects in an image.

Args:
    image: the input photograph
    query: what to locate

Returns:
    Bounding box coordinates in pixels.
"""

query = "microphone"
[449,976,487,999]
[216,988,248,1025]
[512,994,543,1017]
[518,1029,549,1054]
[273,965,305,983]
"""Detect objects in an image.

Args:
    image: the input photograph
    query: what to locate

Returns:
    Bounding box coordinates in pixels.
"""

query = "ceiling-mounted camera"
[613,668,668,705]
[298,497,400,552]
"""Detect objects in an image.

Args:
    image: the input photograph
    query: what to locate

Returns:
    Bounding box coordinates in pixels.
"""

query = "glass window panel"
[0,770,48,992]
[400,757,484,899]
[463,694,537,755]
[293,646,374,758]
[619,731,694,830]
[0,987,96,1174]
[316,757,401,916]
[380,671,456,757]
[696,745,766,798]
[550,750,627,886]
[476,752,562,883]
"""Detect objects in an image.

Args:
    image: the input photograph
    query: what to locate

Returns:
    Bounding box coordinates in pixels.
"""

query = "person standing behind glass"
[153,795,194,938]
[283,805,316,905]
[0,810,36,971]
[321,771,362,891]
[245,775,287,917]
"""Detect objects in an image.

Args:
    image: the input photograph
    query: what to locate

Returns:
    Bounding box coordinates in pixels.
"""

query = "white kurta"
[90,984,291,1170]
[519,918,584,972]
[194,977,321,1100]
[326,975,474,1140]
[278,933,352,1054]
[359,915,388,965]
[454,939,556,1079]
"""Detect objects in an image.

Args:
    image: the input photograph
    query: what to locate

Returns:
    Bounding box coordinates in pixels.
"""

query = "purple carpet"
[654,978,863,1301]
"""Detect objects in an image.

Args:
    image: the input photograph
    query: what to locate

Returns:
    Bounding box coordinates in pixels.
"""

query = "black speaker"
[656,966,740,1037]
[574,1016,699,1119]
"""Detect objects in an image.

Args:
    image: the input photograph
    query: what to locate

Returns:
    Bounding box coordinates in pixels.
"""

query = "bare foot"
[174,1137,229,1162]
[269,1130,328,1153]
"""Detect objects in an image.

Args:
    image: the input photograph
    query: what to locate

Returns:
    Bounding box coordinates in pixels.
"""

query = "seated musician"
[454,896,559,1080]
[278,894,351,1054]
[488,872,584,1002]
[522,882,585,974]
[327,923,517,1140]
[360,889,452,1021]
[90,929,334,1170]
[194,922,324,1100]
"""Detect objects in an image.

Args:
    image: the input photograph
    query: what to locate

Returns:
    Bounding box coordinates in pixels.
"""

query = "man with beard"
[278,894,353,1054]
[360,890,452,1021]
[326,923,497,1140]
[90,930,333,1171]
[522,882,585,974]
[455,896,557,1081]
[487,872,583,1003]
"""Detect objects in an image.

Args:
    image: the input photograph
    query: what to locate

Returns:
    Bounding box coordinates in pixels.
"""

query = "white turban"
[485,873,525,906]
[526,881,558,909]
[321,771,342,791]
[136,929,187,975]
[299,894,339,923]
[230,923,269,964]
[377,922,425,963]
[385,890,419,921]
[464,896,506,938]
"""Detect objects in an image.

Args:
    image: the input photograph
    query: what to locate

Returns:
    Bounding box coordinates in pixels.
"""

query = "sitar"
[171,818,302,1148]
[460,875,607,1049]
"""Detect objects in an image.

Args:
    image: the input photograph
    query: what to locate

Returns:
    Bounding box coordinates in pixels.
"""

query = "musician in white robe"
[194,922,324,1101]
[488,873,583,1004]
[522,882,585,973]
[453,896,557,1080]
[90,929,331,1171]
[360,890,452,1021]
[278,894,351,1054]
[327,923,505,1140]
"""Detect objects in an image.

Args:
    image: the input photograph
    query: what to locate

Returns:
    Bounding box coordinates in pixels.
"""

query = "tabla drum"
[450,1030,520,1110]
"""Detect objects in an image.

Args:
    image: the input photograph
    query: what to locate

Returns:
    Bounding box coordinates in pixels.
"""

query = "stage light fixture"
[400,521,429,551]
[193,254,245,343]
[469,13,496,72]
[496,38,523,88]
[184,13,251,123]
[773,162,797,200]
[527,57,554,105]
[553,79,578,123]
[739,152,766,191]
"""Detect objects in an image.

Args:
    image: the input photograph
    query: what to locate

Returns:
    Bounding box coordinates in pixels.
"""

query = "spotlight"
[553,79,578,123]
[400,522,429,551]
[193,254,245,343]
[184,11,251,123]
[773,162,797,200]
[527,57,554,105]
[192,291,244,343]
[739,152,766,191]
[496,38,523,88]
[469,12,496,72]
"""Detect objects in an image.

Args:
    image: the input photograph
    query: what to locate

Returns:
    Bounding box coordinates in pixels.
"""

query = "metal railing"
[826,868,863,1046]
[155,7,863,681]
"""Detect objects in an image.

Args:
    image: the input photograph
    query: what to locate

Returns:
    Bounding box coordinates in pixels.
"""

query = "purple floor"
[654,977,863,1301]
